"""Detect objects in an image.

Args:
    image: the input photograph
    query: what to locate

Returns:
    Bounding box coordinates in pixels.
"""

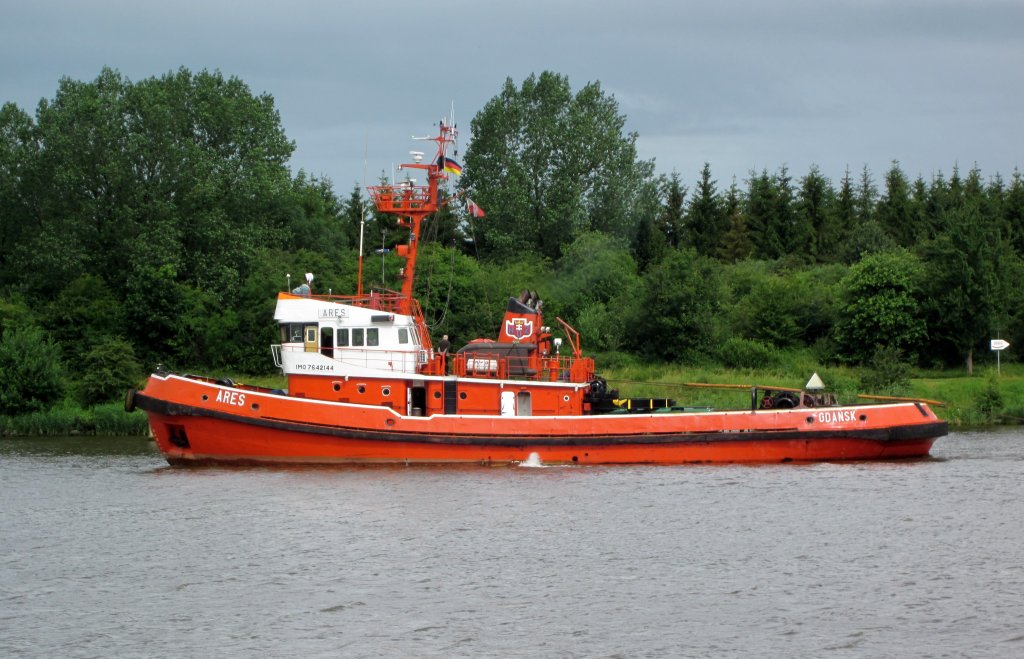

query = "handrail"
[276,344,422,372]
[450,352,593,383]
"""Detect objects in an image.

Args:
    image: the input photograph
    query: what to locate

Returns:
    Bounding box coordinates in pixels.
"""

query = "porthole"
[357,385,366,394]
[806,416,814,423]
[459,392,467,400]
[385,418,396,426]
[201,394,208,401]
[333,382,341,392]
[382,387,391,397]
[859,414,867,421]
[251,403,260,411]
[433,391,442,399]
[563,395,570,402]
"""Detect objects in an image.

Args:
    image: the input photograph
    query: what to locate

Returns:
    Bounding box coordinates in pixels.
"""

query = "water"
[1,431,1022,658]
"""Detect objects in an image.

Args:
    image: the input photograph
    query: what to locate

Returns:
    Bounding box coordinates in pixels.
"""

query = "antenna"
[357,133,368,297]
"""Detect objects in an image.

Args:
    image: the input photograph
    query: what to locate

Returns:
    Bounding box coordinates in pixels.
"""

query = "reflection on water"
[1,430,1022,657]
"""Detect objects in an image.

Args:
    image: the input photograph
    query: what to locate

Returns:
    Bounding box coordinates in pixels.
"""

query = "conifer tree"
[686,163,725,257]
[1004,169,1024,254]
[876,162,914,246]
[657,171,687,248]
[717,179,753,263]
[796,165,832,262]
[745,170,782,259]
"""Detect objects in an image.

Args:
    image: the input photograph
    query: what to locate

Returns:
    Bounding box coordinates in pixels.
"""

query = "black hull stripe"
[134,393,947,448]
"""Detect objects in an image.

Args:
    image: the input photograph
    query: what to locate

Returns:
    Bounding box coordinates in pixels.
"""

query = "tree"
[1004,170,1024,254]
[0,326,66,414]
[918,200,1002,372]
[0,103,40,282]
[77,336,142,406]
[285,172,346,252]
[833,249,927,364]
[461,72,655,260]
[631,214,668,273]
[658,171,687,248]
[717,180,753,263]
[745,170,780,259]
[796,165,833,262]
[553,232,640,351]
[19,68,296,301]
[687,164,726,256]
[632,249,721,361]
[44,274,126,365]
[876,161,914,247]
[855,164,877,225]
[832,167,858,263]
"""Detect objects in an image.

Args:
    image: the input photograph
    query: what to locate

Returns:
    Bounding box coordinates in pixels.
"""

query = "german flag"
[437,155,462,176]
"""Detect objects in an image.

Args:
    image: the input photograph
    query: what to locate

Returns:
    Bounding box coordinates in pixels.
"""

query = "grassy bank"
[0,401,150,437]
[598,359,1024,427]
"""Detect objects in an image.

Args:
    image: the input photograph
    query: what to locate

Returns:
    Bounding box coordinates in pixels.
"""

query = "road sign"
[991,339,1010,351]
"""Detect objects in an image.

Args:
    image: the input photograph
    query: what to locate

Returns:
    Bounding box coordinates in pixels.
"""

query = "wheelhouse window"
[281,323,304,343]
[320,327,334,358]
[398,328,409,344]
[352,328,364,347]
[367,328,379,347]
[337,328,349,347]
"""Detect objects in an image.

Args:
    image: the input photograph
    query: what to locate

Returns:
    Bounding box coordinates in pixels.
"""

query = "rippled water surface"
[2,431,1023,657]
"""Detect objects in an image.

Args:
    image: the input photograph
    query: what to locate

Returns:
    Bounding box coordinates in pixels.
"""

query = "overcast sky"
[3,0,1022,194]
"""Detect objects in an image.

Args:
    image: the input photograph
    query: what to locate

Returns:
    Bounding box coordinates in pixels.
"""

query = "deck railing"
[450,352,595,384]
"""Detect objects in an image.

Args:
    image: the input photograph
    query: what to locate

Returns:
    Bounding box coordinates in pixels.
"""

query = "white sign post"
[991,339,1010,374]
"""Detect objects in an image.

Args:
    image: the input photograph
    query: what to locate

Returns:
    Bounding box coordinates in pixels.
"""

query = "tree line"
[1,68,1021,415]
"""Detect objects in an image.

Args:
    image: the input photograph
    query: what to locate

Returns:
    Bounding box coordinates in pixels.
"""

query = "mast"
[357,135,368,297]
[367,119,458,314]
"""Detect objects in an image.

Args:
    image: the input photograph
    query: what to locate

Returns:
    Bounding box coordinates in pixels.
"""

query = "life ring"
[124,388,136,413]
[760,395,774,409]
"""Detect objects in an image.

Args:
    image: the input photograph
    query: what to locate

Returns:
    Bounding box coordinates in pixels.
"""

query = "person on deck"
[437,334,450,373]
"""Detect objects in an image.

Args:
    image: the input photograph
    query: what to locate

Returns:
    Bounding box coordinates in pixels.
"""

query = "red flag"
[467,198,486,218]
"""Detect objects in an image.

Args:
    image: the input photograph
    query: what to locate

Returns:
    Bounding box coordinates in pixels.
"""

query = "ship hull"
[133,374,946,466]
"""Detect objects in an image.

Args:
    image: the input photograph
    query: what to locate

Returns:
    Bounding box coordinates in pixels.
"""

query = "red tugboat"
[129,120,947,466]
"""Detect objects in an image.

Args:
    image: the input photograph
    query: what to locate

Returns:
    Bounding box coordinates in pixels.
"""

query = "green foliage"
[45,274,125,363]
[718,337,780,369]
[0,326,66,414]
[687,164,727,257]
[876,161,916,247]
[77,337,143,406]
[631,214,669,273]
[632,249,721,362]
[0,402,149,436]
[797,166,835,262]
[0,294,36,333]
[833,249,927,364]
[461,71,655,260]
[974,371,1004,423]
[732,275,804,348]
[658,171,687,248]
[918,200,1003,370]
[859,345,912,395]
[553,232,640,351]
